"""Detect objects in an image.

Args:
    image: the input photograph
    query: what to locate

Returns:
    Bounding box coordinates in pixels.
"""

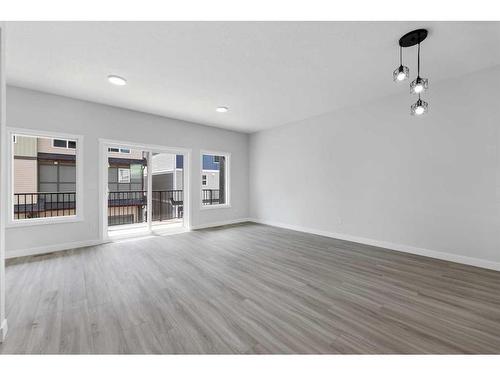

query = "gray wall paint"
[0,23,7,339]
[250,66,500,263]
[6,86,249,254]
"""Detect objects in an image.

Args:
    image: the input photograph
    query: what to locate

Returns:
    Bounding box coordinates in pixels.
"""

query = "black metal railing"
[202,189,221,205]
[152,190,183,222]
[14,192,76,219]
[108,190,147,226]
[14,189,185,224]
[108,190,183,226]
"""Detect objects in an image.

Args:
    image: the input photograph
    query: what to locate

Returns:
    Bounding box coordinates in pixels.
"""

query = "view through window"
[12,133,78,220]
[107,149,184,228]
[201,153,228,206]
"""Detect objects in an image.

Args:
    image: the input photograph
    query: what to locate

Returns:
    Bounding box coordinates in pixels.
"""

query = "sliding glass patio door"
[107,146,149,230]
[104,144,186,236]
[151,152,184,227]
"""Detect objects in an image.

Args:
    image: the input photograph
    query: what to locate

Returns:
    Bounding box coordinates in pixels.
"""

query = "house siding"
[38,137,77,155]
[13,158,38,206]
[13,135,37,157]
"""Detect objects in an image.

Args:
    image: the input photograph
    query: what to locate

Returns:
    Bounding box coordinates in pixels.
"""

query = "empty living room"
[1,1,499,373]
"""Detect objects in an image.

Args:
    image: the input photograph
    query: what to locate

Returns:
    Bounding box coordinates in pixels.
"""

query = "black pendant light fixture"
[411,94,428,116]
[393,46,409,82]
[394,29,430,116]
[410,42,429,95]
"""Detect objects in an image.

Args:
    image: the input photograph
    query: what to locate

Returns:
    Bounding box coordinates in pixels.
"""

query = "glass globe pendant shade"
[393,65,409,82]
[410,76,428,94]
[411,97,428,116]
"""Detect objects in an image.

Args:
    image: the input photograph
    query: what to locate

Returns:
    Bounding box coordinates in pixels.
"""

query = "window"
[11,131,81,223]
[118,168,131,183]
[108,147,131,154]
[39,162,76,193]
[53,138,76,149]
[201,152,230,208]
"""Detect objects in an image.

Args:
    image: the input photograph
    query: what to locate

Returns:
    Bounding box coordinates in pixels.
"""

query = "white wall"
[6,86,249,255]
[0,22,7,341]
[250,66,500,267]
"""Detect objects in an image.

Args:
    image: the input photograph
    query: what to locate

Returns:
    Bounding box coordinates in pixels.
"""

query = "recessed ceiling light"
[216,106,229,113]
[108,75,127,86]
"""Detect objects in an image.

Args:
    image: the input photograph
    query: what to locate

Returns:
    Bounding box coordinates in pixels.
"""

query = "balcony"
[13,192,76,219]
[13,190,185,226]
[108,190,183,226]
[202,189,221,205]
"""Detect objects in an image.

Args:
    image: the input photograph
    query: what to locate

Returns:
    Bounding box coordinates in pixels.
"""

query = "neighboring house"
[201,154,226,205]
[13,137,183,225]
[107,147,146,192]
[107,147,147,226]
[150,154,184,221]
[107,151,184,225]
[13,135,77,218]
[151,154,184,191]
[201,154,220,190]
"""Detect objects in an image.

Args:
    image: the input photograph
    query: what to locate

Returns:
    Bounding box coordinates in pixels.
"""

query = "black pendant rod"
[417,42,421,77]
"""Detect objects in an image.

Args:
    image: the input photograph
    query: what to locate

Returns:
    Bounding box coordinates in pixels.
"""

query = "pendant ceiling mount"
[399,29,428,48]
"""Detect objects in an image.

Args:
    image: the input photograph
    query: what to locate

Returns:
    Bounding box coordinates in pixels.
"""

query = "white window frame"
[98,138,192,240]
[6,127,84,227]
[200,150,231,210]
[108,147,130,154]
[118,168,131,183]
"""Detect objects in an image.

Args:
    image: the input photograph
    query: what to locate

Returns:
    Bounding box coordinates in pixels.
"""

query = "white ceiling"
[6,21,500,133]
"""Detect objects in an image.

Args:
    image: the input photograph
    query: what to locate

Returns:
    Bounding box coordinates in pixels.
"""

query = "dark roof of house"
[108,157,147,166]
[37,152,76,162]
[37,153,147,167]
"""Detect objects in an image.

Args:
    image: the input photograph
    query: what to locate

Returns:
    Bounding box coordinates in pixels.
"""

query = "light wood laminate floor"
[1,223,500,354]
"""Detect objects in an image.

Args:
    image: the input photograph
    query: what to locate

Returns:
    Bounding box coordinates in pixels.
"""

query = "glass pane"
[53,139,67,148]
[108,167,118,183]
[39,164,58,182]
[39,183,58,192]
[59,183,76,192]
[118,184,131,191]
[13,133,78,220]
[107,147,149,228]
[130,183,143,191]
[118,168,131,183]
[59,165,76,183]
[201,154,226,205]
[130,164,142,182]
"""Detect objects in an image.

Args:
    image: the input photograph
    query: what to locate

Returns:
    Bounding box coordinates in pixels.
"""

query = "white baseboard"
[0,319,7,343]
[190,218,250,230]
[5,239,107,259]
[5,218,251,258]
[249,218,500,272]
